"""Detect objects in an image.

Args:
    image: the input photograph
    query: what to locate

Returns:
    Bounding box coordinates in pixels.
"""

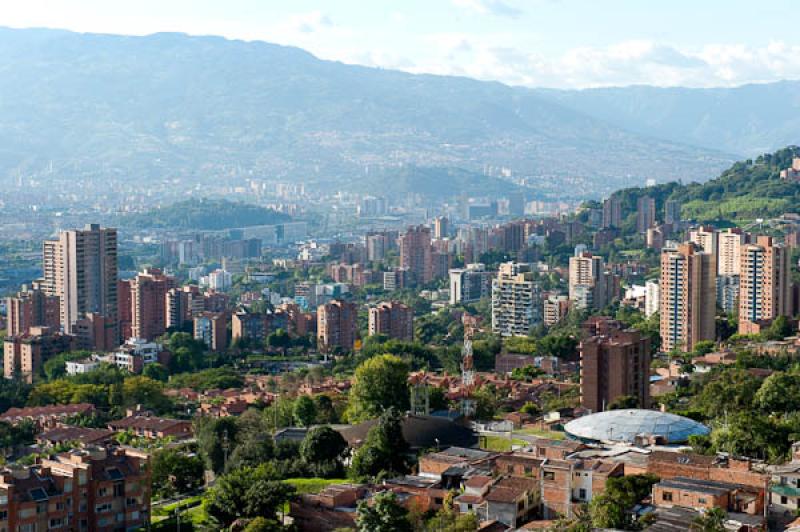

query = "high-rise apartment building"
[644,280,660,318]
[4,326,74,382]
[5,287,60,337]
[602,197,622,229]
[739,236,791,335]
[568,252,618,310]
[193,311,228,352]
[689,226,718,260]
[664,199,681,225]
[130,269,176,341]
[166,285,202,330]
[659,243,716,352]
[636,196,656,233]
[399,225,432,285]
[580,329,651,412]
[543,294,570,326]
[718,228,746,276]
[449,263,494,305]
[232,308,271,345]
[317,300,358,352]
[368,301,413,341]
[41,224,119,344]
[716,275,740,314]
[491,262,542,337]
[433,216,450,239]
[118,280,133,341]
[0,447,152,532]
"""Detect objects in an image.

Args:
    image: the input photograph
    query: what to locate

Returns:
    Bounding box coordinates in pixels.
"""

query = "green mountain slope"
[612,146,800,224]
[123,199,290,230]
[0,27,732,198]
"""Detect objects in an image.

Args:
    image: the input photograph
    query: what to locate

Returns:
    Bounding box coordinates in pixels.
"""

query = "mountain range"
[0,27,798,199]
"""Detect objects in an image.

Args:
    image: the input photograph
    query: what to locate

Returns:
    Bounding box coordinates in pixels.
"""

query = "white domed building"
[563,409,710,445]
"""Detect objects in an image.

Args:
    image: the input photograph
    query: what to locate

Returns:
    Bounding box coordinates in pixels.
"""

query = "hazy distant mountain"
[539,83,800,156]
[0,27,756,199]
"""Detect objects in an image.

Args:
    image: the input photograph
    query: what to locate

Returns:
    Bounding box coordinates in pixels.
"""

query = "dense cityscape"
[2,148,800,531]
[6,3,800,532]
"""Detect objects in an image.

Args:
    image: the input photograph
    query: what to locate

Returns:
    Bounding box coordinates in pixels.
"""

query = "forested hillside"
[612,146,800,224]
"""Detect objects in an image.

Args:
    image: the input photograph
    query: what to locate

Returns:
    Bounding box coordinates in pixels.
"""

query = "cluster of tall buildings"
[568,252,620,311]
[658,227,794,351]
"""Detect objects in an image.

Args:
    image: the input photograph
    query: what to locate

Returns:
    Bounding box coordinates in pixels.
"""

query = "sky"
[2,0,799,89]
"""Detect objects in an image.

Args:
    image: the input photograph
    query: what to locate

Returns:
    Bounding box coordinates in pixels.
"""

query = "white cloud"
[452,0,524,19]
[368,37,800,88]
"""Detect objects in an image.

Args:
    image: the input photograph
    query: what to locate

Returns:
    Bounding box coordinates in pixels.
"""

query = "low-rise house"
[652,477,763,516]
[382,476,450,513]
[65,357,102,375]
[108,414,192,440]
[289,483,367,531]
[0,403,95,430]
[484,476,539,528]
[418,447,492,479]
[768,462,800,517]
[36,426,115,447]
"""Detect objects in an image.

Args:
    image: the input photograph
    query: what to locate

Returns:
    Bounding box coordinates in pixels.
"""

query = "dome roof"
[563,409,709,444]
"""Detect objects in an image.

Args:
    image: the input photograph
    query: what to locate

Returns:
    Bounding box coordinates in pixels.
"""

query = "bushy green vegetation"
[125,198,290,230]
[613,146,800,224]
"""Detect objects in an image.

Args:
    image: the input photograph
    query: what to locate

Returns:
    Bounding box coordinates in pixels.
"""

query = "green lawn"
[480,435,528,452]
[516,427,566,440]
[284,477,349,494]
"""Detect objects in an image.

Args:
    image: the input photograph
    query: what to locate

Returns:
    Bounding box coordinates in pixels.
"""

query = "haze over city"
[0,2,799,532]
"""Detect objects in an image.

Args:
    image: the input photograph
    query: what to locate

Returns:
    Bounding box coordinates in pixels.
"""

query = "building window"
[579,489,587,500]
[662,492,673,502]
[113,483,124,497]
[698,498,706,504]
[782,496,789,504]
[543,471,555,481]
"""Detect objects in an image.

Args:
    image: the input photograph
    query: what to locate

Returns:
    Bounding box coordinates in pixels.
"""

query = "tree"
[520,402,541,417]
[345,355,410,423]
[473,386,497,420]
[356,490,413,532]
[300,426,349,477]
[350,408,410,480]
[314,394,339,424]
[121,376,172,412]
[690,507,726,531]
[754,372,800,413]
[424,492,479,532]
[691,340,716,356]
[587,474,659,530]
[763,315,793,341]
[293,395,318,427]
[204,464,294,528]
[195,416,239,474]
[151,448,205,498]
[267,328,292,355]
[142,363,169,382]
[607,395,639,410]
[242,517,282,532]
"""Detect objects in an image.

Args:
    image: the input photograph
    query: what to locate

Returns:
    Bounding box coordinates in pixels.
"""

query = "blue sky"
[2,0,798,88]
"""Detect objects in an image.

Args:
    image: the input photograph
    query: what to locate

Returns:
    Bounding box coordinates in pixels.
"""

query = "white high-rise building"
[449,263,493,305]
[718,228,746,276]
[492,262,541,337]
[644,280,660,317]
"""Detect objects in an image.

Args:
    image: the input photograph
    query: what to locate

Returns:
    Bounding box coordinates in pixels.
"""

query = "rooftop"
[564,409,710,444]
